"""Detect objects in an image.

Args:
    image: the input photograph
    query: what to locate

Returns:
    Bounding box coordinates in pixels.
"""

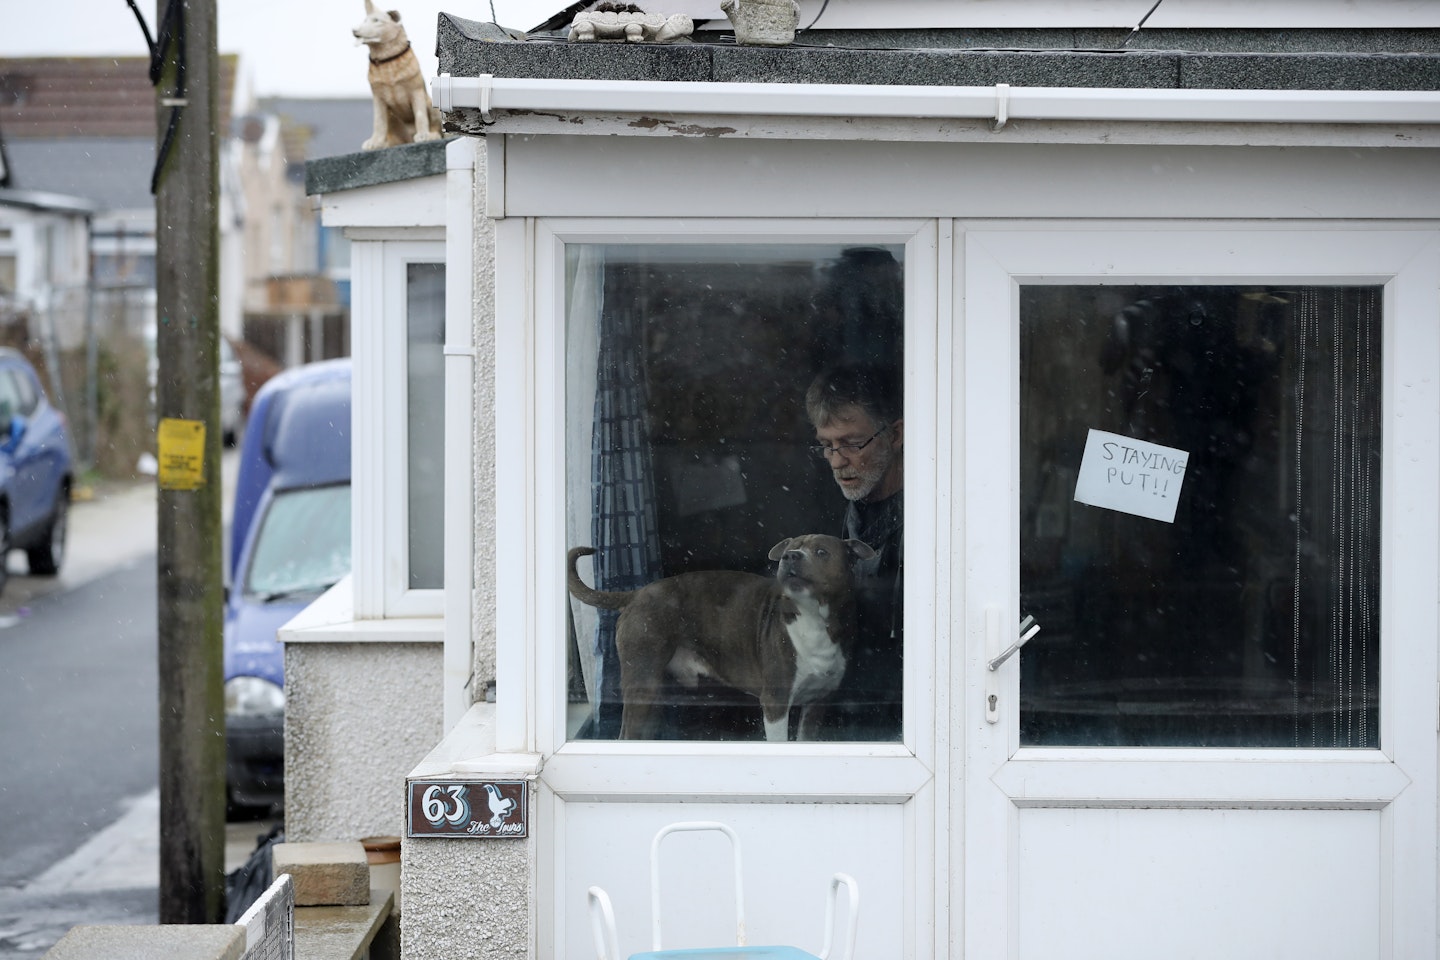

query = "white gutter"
[435,75,1440,127]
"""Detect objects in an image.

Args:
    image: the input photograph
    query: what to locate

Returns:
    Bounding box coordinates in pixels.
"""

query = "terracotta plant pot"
[360,835,401,865]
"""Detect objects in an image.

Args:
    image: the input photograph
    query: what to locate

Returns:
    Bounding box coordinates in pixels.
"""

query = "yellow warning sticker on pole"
[157,418,206,490]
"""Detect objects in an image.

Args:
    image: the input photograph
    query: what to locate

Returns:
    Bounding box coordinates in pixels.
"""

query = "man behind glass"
[806,364,903,741]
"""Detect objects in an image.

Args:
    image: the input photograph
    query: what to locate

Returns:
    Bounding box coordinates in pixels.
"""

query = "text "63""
[420,784,470,827]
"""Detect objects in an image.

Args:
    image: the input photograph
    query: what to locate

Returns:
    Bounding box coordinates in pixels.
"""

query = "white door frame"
[958,222,1440,959]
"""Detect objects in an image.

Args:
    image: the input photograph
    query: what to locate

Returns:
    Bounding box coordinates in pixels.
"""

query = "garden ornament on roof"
[353,0,443,149]
[567,3,695,43]
[722,0,800,46]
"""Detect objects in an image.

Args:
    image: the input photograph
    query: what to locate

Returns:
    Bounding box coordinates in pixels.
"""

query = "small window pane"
[565,243,905,743]
[406,262,445,590]
[92,253,155,288]
[1019,285,1381,748]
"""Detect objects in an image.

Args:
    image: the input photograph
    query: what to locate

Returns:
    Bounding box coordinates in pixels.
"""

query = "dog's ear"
[767,538,793,561]
[844,538,876,561]
[388,9,401,21]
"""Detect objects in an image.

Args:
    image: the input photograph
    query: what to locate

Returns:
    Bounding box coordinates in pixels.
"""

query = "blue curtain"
[589,295,662,738]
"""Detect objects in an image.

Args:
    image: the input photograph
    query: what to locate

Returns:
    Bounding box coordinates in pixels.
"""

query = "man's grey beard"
[836,446,895,502]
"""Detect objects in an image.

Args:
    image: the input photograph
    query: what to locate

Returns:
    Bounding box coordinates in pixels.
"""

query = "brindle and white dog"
[352,0,442,150]
[568,535,873,741]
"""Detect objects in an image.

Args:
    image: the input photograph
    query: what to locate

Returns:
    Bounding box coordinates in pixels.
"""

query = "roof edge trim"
[433,75,1440,127]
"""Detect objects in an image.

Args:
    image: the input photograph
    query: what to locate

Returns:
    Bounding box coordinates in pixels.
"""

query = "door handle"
[989,613,1040,672]
[984,608,1040,724]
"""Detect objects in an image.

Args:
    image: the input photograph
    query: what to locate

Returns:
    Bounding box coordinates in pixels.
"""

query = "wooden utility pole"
[151,0,226,923]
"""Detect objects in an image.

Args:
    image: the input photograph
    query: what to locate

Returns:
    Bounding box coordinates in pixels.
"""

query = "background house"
[238,97,374,370]
[0,57,368,474]
[0,184,93,455]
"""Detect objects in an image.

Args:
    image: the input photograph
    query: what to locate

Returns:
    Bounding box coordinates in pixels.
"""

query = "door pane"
[1020,285,1380,747]
[564,243,905,742]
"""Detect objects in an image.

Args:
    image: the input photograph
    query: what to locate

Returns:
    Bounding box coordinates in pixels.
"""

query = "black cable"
[124,0,157,60]
[797,0,832,36]
[125,0,186,194]
[1122,0,1166,47]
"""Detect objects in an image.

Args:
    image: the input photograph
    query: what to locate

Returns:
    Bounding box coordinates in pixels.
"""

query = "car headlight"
[225,676,285,717]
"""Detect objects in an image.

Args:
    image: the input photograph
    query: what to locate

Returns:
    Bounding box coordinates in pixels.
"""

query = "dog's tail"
[566,546,636,610]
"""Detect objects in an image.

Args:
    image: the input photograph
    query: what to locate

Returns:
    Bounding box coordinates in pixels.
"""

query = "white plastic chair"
[587,821,859,960]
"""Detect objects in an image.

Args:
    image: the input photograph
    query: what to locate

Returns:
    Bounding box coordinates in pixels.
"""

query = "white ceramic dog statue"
[353,0,443,150]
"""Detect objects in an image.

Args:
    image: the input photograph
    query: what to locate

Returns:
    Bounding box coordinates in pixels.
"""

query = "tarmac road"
[0,452,272,957]
[0,555,160,955]
[0,484,155,618]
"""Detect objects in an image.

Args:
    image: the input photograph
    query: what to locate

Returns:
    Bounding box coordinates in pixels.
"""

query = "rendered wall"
[405,838,532,958]
[471,141,498,694]
[285,640,444,841]
[401,706,536,959]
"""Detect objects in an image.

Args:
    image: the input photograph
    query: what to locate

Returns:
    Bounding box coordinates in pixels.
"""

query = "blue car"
[224,359,351,815]
[0,348,73,595]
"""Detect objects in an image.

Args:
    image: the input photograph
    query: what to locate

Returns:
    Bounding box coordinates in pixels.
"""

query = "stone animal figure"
[568,2,694,43]
[568,535,874,742]
[353,0,443,150]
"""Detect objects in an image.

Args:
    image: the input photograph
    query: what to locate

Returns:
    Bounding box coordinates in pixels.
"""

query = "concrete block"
[272,841,371,906]
[42,925,244,960]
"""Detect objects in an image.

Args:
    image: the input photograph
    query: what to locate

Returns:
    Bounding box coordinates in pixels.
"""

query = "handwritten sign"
[1073,429,1188,524]
[156,418,206,491]
[407,780,528,839]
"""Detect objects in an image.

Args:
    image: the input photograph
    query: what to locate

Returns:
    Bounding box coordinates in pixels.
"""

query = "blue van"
[223,359,351,815]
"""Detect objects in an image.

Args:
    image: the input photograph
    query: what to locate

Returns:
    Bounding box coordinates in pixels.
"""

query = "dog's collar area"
[370,42,411,65]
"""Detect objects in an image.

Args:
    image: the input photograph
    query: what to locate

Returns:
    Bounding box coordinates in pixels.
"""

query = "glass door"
[960,225,1438,960]
[524,219,942,959]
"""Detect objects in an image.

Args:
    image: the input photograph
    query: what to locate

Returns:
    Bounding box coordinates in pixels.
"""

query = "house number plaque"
[407,780,528,839]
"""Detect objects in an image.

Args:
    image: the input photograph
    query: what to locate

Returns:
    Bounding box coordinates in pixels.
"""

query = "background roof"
[1,137,155,211]
[257,98,375,164]
[0,60,370,209]
[0,56,239,139]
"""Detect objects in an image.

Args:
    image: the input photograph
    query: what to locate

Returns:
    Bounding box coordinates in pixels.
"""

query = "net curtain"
[566,252,663,739]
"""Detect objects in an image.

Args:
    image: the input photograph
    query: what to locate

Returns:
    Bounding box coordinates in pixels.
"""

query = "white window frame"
[495,217,944,770]
[351,235,446,618]
[500,216,946,960]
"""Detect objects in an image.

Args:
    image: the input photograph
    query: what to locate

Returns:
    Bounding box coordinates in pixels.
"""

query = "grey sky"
[2,0,559,99]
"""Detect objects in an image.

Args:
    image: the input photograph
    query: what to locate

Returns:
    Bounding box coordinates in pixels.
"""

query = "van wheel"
[27,494,66,576]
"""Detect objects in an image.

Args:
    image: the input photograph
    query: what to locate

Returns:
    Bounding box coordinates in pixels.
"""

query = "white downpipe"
[434,74,1440,126]
[443,136,477,731]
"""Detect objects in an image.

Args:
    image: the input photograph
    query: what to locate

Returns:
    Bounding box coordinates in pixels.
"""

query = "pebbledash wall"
[284,639,443,840]
[298,13,1440,960]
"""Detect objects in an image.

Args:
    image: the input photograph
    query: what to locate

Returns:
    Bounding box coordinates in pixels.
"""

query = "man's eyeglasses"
[809,424,889,460]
